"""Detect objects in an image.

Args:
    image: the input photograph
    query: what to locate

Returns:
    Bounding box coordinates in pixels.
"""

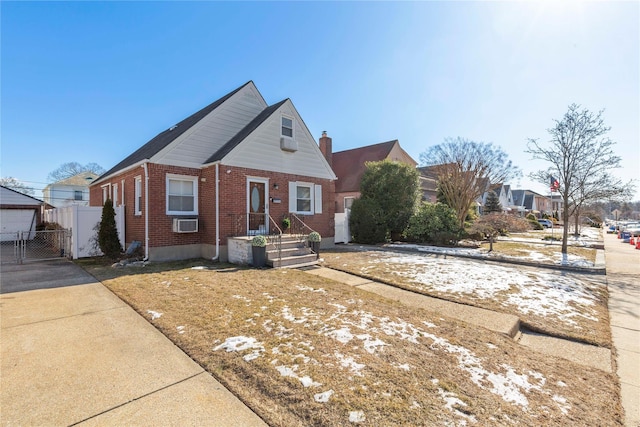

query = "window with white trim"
[134,176,142,215]
[74,190,83,201]
[101,184,111,205]
[113,184,119,206]
[289,182,322,215]
[166,174,198,215]
[344,197,354,210]
[281,116,293,138]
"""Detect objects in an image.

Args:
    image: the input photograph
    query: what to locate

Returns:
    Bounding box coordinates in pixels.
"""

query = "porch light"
[273,183,279,190]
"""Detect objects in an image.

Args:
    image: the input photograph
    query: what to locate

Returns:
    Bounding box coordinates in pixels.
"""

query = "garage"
[0,186,43,242]
[0,209,37,241]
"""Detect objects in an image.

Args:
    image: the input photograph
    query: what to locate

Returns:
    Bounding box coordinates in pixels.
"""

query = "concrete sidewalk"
[603,232,640,427]
[0,260,266,426]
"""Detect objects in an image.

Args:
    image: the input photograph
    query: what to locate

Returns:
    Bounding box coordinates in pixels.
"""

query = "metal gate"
[0,229,71,264]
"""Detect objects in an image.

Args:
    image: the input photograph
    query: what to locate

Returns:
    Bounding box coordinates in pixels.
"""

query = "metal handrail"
[289,213,315,238]
[267,215,283,264]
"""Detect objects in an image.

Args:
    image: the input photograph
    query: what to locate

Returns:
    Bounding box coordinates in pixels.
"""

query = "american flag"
[550,176,560,192]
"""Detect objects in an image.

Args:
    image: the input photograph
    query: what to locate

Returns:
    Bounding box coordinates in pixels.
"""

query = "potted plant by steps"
[308,231,321,259]
[251,235,267,267]
[281,217,291,233]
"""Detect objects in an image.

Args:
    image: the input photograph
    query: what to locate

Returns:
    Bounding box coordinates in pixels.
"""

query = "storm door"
[247,179,268,235]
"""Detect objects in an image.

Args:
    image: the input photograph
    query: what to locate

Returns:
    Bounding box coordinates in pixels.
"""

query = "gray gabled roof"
[98,81,254,180]
[204,99,288,164]
[0,185,44,206]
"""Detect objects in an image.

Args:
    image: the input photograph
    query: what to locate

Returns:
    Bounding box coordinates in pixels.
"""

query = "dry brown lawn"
[79,259,621,426]
[321,250,610,348]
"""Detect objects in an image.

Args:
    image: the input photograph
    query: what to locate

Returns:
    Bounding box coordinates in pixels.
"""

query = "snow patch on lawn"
[364,251,599,325]
[147,310,162,320]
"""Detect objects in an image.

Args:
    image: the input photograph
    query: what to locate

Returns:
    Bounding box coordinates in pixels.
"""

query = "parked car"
[538,219,553,228]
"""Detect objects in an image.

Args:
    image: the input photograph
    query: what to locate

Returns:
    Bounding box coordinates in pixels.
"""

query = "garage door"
[0,209,37,242]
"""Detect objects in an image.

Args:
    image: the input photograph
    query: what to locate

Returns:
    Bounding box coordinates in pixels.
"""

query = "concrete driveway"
[0,260,267,426]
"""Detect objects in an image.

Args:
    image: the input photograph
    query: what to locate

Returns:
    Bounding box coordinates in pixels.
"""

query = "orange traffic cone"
[631,237,636,245]
[618,231,622,239]
[636,239,640,249]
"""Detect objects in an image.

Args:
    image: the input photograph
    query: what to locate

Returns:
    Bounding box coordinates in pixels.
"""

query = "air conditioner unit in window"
[172,218,198,233]
[280,137,298,152]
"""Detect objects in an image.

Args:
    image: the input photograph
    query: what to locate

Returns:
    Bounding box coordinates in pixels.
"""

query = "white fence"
[45,205,125,259]
[334,210,351,244]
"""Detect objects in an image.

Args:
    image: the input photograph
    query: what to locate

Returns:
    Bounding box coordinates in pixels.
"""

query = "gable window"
[74,190,83,201]
[289,182,322,215]
[134,176,142,215]
[166,174,198,215]
[281,116,293,138]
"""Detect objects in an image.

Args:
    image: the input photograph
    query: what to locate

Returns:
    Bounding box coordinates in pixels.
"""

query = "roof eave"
[90,159,150,186]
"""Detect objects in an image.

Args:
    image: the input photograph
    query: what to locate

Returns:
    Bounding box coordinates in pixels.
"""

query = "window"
[281,116,293,138]
[344,197,354,210]
[113,184,119,206]
[134,176,142,215]
[289,182,322,214]
[74,190,83,201]
[296,185,312,212]
[166,174,198,215]
[101,184,111,205]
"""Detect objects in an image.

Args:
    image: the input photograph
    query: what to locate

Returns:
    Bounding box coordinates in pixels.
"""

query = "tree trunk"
[561,194,569,254]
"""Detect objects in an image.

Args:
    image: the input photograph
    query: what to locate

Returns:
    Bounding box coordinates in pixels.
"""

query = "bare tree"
[0,177,35,196]
[48,162,105,182]
[420,138,519,229]
[527,104,635,254]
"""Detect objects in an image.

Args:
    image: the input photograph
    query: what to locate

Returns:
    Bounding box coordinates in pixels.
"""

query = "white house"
[43,172,98,208]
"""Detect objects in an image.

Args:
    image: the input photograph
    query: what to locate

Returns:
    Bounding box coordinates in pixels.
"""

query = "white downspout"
[143,162,150,261]
[212,163,220,261]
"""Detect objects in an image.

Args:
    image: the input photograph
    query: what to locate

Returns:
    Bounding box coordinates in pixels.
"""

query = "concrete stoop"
[303,266,612,373]
[267,236,318,268]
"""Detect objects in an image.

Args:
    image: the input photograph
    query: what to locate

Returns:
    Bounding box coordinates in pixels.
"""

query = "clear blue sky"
[2,1,638,200]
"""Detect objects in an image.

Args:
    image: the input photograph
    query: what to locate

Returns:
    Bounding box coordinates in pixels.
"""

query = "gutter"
[212,162,220,261]
[143,162,150,261]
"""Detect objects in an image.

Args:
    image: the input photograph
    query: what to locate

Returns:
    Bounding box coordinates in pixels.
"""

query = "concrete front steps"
[266,235,318,268]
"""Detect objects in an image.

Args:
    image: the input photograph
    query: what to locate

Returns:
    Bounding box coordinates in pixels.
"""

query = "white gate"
[44,205,125,259]
[334,209,351,244]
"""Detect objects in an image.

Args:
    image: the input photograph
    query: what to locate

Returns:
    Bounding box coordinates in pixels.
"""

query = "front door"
[248,179,268,235]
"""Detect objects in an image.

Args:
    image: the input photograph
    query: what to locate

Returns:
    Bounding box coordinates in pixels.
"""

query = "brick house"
[90,81,336,262]
[319,136,417,213]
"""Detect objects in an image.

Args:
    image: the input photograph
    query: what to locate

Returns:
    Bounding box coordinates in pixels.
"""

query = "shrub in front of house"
[98,199,122,259]
[349,198,388,244]
[405,202,461,245]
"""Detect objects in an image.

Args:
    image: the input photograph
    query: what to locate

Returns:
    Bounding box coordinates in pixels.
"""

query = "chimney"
[319,131,332,167]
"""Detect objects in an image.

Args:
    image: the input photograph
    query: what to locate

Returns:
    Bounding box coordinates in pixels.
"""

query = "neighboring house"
[418,165,494,212]
[0,186,44,241]
[417,166,438,203]
[321,136,417,213]
[43,172,98,208]
[480,183,514,214]
[89,81,337,262]
[511,189,553,217]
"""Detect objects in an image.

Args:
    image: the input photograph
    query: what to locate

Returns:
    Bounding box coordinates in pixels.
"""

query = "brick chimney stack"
[319,131,332,167]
